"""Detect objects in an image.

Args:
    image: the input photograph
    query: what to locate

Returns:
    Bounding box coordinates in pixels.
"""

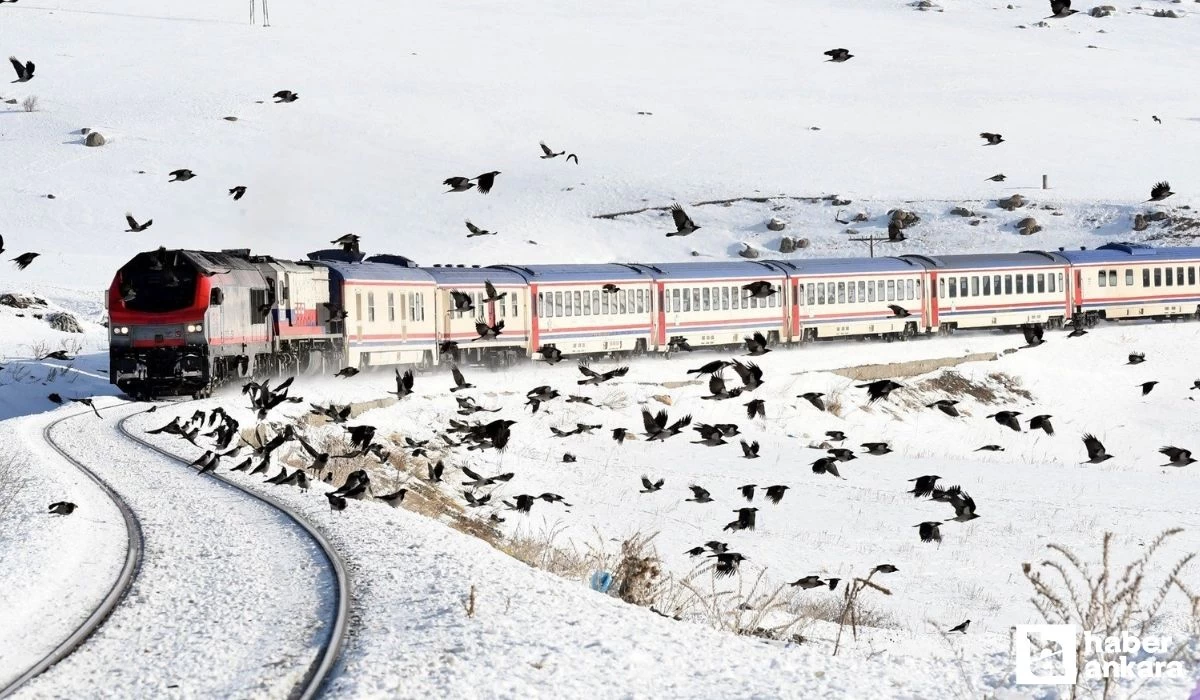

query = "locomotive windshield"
[118,251,198,313]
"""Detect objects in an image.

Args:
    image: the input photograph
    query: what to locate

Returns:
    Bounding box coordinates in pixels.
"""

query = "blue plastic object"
[590,570,613,593]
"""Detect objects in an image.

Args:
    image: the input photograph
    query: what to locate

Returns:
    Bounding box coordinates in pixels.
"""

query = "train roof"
[1053,242,1200,265]
[772,256,926,275]
[487,263,651,282]
[419,265,528,287]
[900,251,1068,270]
[312,258,434,284]
[630,260,788,280]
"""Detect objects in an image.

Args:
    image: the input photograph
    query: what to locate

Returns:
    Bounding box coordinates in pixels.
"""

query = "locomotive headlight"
[186,323,203,333]
[113,326,129,335]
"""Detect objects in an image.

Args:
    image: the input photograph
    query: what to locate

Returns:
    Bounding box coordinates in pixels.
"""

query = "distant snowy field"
[2,0,1200,289]
[3,0,1200,697]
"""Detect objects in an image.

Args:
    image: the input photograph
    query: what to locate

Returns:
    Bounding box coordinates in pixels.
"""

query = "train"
[106,242,1200,397]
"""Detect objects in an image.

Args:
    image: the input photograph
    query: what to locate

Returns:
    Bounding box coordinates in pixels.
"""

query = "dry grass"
[22,95,38,112]
[0,455,31,524]
[914,369,1031,405]
[1022,528,1199,699]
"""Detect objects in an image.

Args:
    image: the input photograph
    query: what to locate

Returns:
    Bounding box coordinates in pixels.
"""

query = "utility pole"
[848,236,889,258]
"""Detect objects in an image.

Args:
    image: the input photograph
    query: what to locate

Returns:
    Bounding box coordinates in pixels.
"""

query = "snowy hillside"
[3,0,1200,290]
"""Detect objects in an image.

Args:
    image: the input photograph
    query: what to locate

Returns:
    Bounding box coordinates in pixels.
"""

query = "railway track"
[2,403,349,700]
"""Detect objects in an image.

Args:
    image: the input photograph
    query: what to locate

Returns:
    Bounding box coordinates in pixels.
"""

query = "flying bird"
[729,359,764,391]
[444,177,475,193]
[49,501,76,515]
[986,410,1022,432]
[12,252,39,270]
[908,475,941,498]
[68,397,102,417]
[986,174,1007,182]
[9,55,33,82]
[124,213,152,232]
[744,332,771,356]
[229,186,247,200]
[640,476,664,493]
[1152,115,1161,124]
[450,365,474,392]
[745,399,765,419]
[979,132,1004,146]
[539,142,564,159]
[888,304,911,318]
[927,399,960,417]
[976,444,1004,452]
[1159,446,1196,467]
[685,485,714,503]
[823,48,853,62]
[578,363,629,385]
[482,280,506,302]
[742,281,777,299]
[710,551,746,578]
[473,171,501,194]
[1022,325,1045,348]
[738,484,756,502]
[273,90,299,103]
[702,373,742,400]
[861,442,893,456]
[643,408,692,441]
[168,169,196,182]
[1148,181,1175,202]
[825,430,846,442]
[464,220,497,238]
[334,367,359,378]
[1139,381,1159,396]
[798,392,826,411]
[740,440,760,459]
[538,344,565,364]
[1127,352,1146,365]
[763,485,789,504]
[857,379,903,402]
[687,360,730,376]
[667,204,700,236]
[473,319,504,340]
[390,368,415,398]
[915,521,943,544]
[1029,414,1054,435]
[873,564,899,574]
[1082,433,1113,464]
[566,153,578,164]
[1047,0,1078,17]
[811,456,842,478]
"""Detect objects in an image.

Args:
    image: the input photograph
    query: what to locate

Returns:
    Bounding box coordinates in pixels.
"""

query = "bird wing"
[753,331,768,347]
[452,365,466,387]
[465,220,482,235]
[708,373,726,395]
[125,214,139,230]
[539,142,553,156]
[641,409,659,433]
[689,485,709,498]
[485,280,499,298]
[474,321,489,337]
[670,204,692,230]
[578,363,599,378]
[9,56,23,79]
[1082,433,1104,458]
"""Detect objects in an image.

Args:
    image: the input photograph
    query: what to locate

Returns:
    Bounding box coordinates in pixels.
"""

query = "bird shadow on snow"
[0,354,121,421]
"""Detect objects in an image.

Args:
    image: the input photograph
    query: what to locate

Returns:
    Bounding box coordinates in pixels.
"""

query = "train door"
[928,271,939,329]
[654,283,666,349]
[354,290,363,342]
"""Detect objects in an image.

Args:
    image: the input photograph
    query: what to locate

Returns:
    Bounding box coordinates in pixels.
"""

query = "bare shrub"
[0,455,31,523]
[833,570,894,654]
[462,585,476,618]
[612,532,662,605]
[793,594,896,630]
[22,95,38,113]
[501,523,596,580]
[1022,528,1200,698]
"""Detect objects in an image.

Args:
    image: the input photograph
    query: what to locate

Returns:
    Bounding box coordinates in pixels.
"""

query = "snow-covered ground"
[3,0,1200,697]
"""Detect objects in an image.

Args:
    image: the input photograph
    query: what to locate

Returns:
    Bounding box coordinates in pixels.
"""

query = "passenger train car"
[107,242,1200,397]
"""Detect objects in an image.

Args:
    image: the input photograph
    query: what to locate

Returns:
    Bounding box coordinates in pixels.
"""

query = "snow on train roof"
[1054,243,1200,265]
[488,263,650,282]
[312,259,435,284]
[901,251,1068,270]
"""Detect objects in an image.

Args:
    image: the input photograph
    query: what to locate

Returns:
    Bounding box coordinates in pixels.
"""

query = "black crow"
[465,220,497,237]
[68,397,102,417]
[463,491,492,508]
[986,410,1022,432]
[473,319,504,340]
[229,185,247,200]
[763,485,789,504]
[976,444,1004,452]
[862,442,893,456]
[986,174,1006,182]
[612,427,629,444]
[1148,182,1175,202]
[823,48,853,62]
[330,233,359,251]
[1159,446,1196,467]
[578,363,628,385]
[124,213,152,232]
[828,447,856,462]
[376,489,407,507]
[927,399,960,417]
[702,373,742,400]
[427,461,444,482]
[710,551,746,578]
[727,507,757,532]
[1022,325,1045,348]
[482,280,506,303]
[539,142,564,159]
[473,171,501,194]
[602,283,619,294]
[9,55,34,82]
[738,484,756,502]
[908,475,941,498]
[948,619,970,634]
[729,360,763,391]
[742,281,776,299]
[1082,433,1113,463]
[811,456,842,478]
[685,485,714,503]
[799,392,826,411]
[668,204,700,236]
[740,439,760,459]
[273,90,299,103]
[668,337,694,352]
[449,290,475,313]
[643,408,692,441]
[334,367,359,378]
[1152,116,1161,124]
[48,501,76,515]
[857,379,902,402]
[979,132,1004,145]
[1029,414,1054,435]
[450,365,474,392]
[789,575,826,590]
[566,153,578,164]
[538,345,565,364]
[1047,0,1078,16]
[1128,352,1146,365]
[745,399,765,419]
[692,423,728,447]
[888,304,911,318]
[825,430,846,442]
[916,521,943,543]
[1138,381,1158,396]
[444,176,474,193]
[168,169,196,182]
[640,476,664,493]
[509,494,537,513]
[946,490,979,522]
[12,252,39,270]
[687,360,730,376]
[872,564,899,574]
[744,332,771,356]
[566,394,593,405]
[1191,380,1199,391]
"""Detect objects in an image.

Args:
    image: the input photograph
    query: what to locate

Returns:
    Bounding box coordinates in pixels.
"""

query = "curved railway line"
[0,403,349,700]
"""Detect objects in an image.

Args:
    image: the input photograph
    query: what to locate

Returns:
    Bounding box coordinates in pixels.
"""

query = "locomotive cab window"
[210,288,223,306]
[250,288,269,324]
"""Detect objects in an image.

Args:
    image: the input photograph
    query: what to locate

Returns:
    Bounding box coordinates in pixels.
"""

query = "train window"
[1047,275,1055,293]
[1166,268,1174,286]
[387,293,395,322]
[1015,275,1024,294]
[947,279,956,298]
[937,278,944,299]
[582,290,592,316]
[803,284,812,306]
[418,293,426,321]
[1035,274,1044,293]
[1177,267,1185,286]
[573,291,581,316]
[857,281,866,303]
[702,287,711,311]
[665,290,673,313]
[982,276,991,295]
[1125,270,1133,286]
[884,280,893,301]
[847,281,856,303]
[721,286,729,310]
[692,288,701,312]
[1103,271,1112,288]
[1001,275,1010,294]
[210,288,223,306]
[564,293,573,317]
[621,290,630,314]
[868,281,876,302]
[955,278,965,298]
[536,292,544,318]
[1190,268,1197,286]
[1142,269,1150,287]
[904,279,912,300]
[817,283,826,304]
[1154,268,1162,287]
[551,291,561,317]
[635,290,644,313]
[834,282,843,304]
[1098,272,1107,288]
